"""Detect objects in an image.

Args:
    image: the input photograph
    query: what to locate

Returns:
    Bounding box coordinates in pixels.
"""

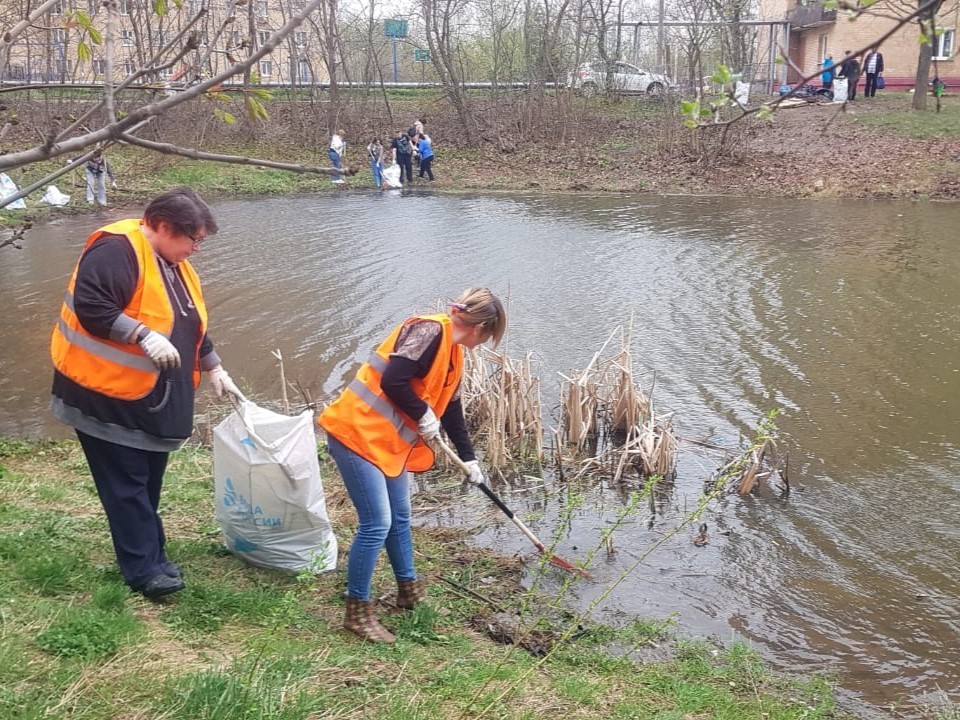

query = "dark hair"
[143,187,218,238]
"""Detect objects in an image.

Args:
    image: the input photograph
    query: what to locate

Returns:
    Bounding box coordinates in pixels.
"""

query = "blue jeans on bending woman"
[328,434,416,600]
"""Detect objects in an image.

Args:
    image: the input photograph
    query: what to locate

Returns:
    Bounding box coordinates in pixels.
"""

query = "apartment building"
[756,0,958,91]
[2,0,330,86]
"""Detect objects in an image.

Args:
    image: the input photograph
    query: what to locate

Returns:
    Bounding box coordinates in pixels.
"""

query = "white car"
[569,61,674,96]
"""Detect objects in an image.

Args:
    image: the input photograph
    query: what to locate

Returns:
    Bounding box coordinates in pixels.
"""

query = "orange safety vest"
[50,218,208,400]
[319,314,463,477]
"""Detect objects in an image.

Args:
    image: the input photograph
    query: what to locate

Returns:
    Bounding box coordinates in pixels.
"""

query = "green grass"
[0,438,925,719]
[853,95,960,139]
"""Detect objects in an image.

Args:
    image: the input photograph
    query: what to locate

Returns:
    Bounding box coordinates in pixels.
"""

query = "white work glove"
[138,330,181,371]
[464,460,484,485]
[207,365,246,401]
[417,407,441,441]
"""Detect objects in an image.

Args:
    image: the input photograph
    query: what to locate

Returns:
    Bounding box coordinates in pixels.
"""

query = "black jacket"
[864,52,884,74]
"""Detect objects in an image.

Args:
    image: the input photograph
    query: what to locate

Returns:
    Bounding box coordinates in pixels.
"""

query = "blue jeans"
[371,159,383,187]
[328,149,342,182]
[328,435,415,600]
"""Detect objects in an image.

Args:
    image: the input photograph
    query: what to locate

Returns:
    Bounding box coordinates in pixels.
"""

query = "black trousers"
[418,156,434,180]
[398,154,414,183]
[77,431,170,588]
[846,76,858,99]
[864,73,879,97]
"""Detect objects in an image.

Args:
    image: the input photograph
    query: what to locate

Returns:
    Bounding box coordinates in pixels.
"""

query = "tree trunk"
[912,0,943,111]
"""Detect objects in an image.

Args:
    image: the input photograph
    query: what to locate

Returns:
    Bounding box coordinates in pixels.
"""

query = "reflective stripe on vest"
[345,352,420,446]
[50,219,208,400]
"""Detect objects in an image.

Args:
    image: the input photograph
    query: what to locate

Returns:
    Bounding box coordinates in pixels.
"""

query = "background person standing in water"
[85,148,115,206]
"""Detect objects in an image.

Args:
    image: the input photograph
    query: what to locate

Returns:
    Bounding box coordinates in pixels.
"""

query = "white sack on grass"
[833,78,848,103]
[382,162,403,189]
[0,173,26,209]
[40,185,71,206]
[213,401,337,573]
[734,81,751,105]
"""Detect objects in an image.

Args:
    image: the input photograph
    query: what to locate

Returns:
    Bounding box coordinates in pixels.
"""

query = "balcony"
[786,1,837,28]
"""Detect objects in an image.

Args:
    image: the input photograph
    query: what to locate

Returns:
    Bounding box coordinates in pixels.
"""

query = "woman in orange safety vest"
[319,287,507,643]
[50,187,244,601]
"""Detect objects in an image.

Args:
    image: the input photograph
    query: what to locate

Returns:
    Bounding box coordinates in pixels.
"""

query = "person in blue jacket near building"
[417,132,435,181]
[821,55,835,90]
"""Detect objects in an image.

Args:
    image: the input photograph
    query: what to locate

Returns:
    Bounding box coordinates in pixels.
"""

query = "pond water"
[2,191,958,716]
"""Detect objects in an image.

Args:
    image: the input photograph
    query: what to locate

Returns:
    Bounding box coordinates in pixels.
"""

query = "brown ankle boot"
[395,578,426,609]
[343,596,396,644]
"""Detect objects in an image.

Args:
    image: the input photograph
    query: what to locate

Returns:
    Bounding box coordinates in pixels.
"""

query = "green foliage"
[16,553,81,595]
[0,438,35,457]
[162,654,325,720]
[160,581,300,636]
[391,603,449,645]
[852,99,960,139]
[37,605,141,659]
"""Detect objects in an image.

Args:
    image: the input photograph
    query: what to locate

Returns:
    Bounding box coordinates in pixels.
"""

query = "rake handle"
[433,437,548,553]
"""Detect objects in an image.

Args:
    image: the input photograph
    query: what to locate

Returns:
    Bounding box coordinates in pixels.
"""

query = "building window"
[256,1,268,18]
[92,58,106,75]
[56,59,72,75]
[259,60,272,77]
[817,34,828,63]
[298,60,311,81]
[294,31,307,47]
[118,0,130,15]
[121,30,134,46]
[258,31,270,45]
[124,59,136,75]
[88,0,98,14]
[933,28,954,59]
[159,66,172,78]
[230,31,241,46]
[52,28,68,44]
[51,1,64,15]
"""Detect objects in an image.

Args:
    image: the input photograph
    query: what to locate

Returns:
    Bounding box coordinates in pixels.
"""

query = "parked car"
[568,61,675,96]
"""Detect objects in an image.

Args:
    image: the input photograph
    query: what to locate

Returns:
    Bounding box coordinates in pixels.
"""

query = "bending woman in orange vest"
[319,288,507,643]
[50,187,244,601]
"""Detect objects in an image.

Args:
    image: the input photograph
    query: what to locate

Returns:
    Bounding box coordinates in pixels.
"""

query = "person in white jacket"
[329,130,346,184]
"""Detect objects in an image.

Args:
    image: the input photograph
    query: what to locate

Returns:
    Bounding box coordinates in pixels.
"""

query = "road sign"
[414,48,431,62]
[384,19,408,38]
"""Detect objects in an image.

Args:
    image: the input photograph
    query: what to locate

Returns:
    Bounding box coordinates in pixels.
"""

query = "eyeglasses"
[186,233,206,248]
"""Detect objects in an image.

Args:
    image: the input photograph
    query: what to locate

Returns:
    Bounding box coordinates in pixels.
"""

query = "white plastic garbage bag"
[833,78,848,103]
[0,173,26,209]
[40,185,71,206]
[213,401,338,573]
[734,81,750,105]
[382,162,403,189]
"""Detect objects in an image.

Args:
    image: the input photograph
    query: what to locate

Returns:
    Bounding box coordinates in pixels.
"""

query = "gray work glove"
[207,365,246,401]
[138,330,181,371]
[417,407,441,441]
[463,460,484,485]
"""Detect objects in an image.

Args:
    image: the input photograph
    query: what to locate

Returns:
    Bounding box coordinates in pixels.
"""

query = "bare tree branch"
[118,132,356,176]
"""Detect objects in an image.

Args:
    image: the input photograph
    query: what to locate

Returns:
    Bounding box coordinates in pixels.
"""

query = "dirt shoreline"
[3,93,959,229]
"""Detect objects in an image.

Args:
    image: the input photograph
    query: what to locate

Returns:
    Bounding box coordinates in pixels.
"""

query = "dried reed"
[558,325,678,484]
[459,346,543,475]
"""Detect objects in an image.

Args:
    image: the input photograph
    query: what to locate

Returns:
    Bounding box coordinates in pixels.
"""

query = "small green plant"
[163,654,324,720]
[391,603,447,645]
[16,554,80,595]
[37,605,141,659]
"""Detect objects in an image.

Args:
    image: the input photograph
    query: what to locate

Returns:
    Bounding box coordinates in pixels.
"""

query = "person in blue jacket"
[821,55,835,90]
[417,132,435,181]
